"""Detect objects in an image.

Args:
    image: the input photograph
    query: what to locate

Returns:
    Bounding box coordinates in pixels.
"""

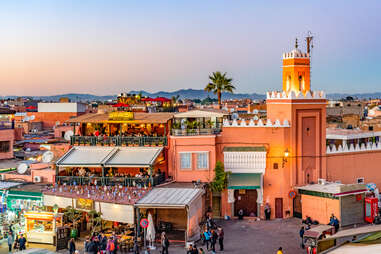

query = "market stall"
[24,211,63,244]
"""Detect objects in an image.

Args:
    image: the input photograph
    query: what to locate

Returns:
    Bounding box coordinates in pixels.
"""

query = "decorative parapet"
[326,142,381,154]
[266,90,326,100]
[223,118,290,128]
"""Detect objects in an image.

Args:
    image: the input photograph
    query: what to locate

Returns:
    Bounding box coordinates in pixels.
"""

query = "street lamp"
[282,148,289,168]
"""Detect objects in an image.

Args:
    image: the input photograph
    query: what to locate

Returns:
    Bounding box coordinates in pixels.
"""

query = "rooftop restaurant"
[67,111,173,146]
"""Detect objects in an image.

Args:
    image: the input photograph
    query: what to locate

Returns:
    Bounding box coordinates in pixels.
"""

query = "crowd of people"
[6,231,26,253]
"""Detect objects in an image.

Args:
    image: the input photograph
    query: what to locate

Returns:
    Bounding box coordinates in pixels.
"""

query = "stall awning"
[56,146,163,168]
[228,173,261,189]
[136,188,204,208]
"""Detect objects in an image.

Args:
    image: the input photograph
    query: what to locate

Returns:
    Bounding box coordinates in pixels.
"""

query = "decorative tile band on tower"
[266,90,326,100]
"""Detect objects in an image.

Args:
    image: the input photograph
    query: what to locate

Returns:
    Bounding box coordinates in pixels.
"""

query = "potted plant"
[64,206,82,238]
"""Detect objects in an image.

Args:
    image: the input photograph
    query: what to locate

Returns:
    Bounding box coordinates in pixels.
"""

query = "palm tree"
[204,71,235,106]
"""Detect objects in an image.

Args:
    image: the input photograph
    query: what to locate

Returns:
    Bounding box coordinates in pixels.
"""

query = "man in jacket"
[18,234,27,251]
[7,232,14,252]
[217,227,224,251]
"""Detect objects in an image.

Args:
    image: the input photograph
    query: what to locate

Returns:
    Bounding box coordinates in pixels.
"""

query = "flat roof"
[0,181,23,190]
[326,128,381,140]
[298,182,366,196]
[174,109,228,118]
[66,112,174,124]
[136,188,204,208]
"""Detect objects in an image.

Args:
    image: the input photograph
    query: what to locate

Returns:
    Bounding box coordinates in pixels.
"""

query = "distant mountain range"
[3,89,381,102]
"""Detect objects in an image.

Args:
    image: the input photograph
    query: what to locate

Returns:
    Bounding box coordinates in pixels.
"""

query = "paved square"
[1,218,304,254]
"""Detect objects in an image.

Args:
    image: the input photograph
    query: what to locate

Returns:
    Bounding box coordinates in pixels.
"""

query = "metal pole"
[144,227,147,249]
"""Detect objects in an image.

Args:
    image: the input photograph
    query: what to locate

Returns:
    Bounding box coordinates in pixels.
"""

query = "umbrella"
[112,103,129,107]
[141,97,153,102]
[146,213,156,248]
[26,106,37,110]
[153,97,171,102]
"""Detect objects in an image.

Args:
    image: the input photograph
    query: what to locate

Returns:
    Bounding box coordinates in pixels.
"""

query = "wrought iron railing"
[56,174,165,187]
[171,128,221,136]
[70,135,167,146]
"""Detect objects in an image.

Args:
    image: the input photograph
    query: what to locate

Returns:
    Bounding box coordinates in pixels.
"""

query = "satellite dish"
[253,109,259,114]
[22,116,30,122]
[64,130,74,141]
[55,121,60,126]
[42,151,54,163]
[232,113,239,120]
[17,163,29,175]
[30,115,35,120]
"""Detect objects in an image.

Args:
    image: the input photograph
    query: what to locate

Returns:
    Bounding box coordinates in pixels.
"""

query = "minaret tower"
[282,38,311,95]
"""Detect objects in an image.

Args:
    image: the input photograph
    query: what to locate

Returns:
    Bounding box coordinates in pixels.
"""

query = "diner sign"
[108,111,134,121]
[76,198,94,210]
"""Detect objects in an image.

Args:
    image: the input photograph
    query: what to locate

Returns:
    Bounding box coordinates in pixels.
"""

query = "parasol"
[146,212,156,249]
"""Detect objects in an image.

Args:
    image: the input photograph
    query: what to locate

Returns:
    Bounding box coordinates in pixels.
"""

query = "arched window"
[299,75,305,91]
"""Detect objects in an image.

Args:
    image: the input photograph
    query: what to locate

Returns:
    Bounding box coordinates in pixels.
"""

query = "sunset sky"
[0,0,380,96]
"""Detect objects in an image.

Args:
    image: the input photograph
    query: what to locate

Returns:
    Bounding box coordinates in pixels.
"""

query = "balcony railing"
[56,174,165,187]
[171,128,221,136]
[70,135,167,146]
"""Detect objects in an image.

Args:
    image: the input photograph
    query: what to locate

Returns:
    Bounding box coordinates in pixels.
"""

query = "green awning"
[228,173,261,189]
[223,146,266,152]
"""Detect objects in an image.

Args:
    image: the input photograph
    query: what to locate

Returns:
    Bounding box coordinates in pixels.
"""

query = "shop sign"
[108,111,134,121]
[76,198,94,210]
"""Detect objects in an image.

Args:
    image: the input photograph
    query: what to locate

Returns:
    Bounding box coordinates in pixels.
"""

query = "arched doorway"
[234,189,258,216]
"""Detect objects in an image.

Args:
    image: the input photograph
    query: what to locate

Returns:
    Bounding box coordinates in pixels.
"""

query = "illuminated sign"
[76,198,94,210]
[108,111,134,121]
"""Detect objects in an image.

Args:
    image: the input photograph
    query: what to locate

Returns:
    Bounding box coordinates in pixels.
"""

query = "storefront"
[136,187,204,243]
[24,211,63,244]
[223,146,266,217]
[227,173,263,217]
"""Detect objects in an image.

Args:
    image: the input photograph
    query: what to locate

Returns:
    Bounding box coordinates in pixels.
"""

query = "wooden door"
[234,189,257,216]
[212,196,221,217]
[275,198,283,218]
[293,194,302,218]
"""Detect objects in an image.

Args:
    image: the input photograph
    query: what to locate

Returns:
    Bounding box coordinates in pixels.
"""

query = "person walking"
[210,229,218,253]
[18,234,27,251]
[7,232,14,253]
[264,203,271,220]
[133,240,140,254]
[299,226,305,249]
[69,238,76,254]
[238,209,244,220]
[217,226,224,251]
[277,247,283,254]
[84,237,90,254]
[198,248,205,254]
[203,229,211,250]
[161,232,169,254]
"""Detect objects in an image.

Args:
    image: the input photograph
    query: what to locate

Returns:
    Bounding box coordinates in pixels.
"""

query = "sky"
[0,0,380,96]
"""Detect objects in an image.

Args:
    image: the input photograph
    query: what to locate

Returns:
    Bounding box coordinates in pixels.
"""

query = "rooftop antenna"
[306,31,314,55]
[295,38,298,49]
[305,31,314,88]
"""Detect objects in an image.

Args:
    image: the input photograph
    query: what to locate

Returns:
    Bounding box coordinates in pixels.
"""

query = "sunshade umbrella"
[146,212,156,248]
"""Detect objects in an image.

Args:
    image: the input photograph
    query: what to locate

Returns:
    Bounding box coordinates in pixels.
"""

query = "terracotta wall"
[168,135,216,183]
[301,194,340,224]
[0,129,14,159]
[326,151,381,187]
